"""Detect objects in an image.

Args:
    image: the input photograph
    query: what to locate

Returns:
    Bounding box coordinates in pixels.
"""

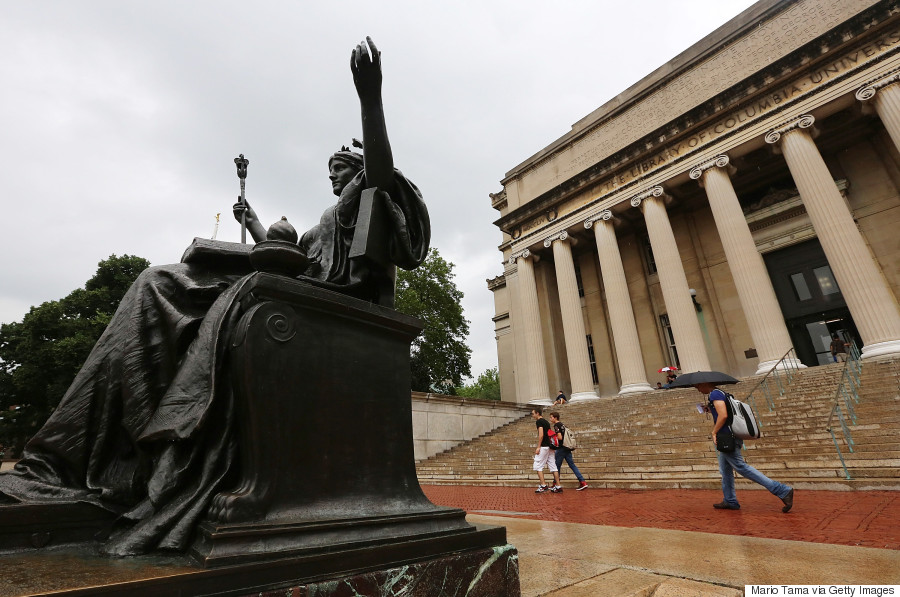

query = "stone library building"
[488,0,900,405]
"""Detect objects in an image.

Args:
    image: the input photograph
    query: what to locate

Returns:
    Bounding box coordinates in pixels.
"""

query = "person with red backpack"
[549,412,588,491]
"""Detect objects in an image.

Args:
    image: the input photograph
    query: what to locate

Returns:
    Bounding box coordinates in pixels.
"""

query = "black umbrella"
[668,371,739,388]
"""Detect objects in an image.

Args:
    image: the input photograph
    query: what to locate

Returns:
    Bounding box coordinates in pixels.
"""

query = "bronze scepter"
[234,154,250,243]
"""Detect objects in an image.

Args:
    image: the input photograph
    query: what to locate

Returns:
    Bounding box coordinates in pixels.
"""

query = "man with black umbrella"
[677,372,794,513]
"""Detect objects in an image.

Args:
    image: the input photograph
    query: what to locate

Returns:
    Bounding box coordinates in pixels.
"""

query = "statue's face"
[329,160,358,196]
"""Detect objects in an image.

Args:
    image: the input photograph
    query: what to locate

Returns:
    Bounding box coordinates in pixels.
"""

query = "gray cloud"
[0,0,756,380]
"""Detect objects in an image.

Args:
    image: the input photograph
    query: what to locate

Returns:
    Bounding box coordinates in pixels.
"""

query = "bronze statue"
[0,37,430,557]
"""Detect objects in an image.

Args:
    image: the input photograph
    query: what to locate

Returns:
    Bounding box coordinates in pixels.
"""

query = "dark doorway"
[763,239,861,366]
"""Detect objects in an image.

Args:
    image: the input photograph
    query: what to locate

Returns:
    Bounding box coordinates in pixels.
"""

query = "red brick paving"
[421,485,900,550]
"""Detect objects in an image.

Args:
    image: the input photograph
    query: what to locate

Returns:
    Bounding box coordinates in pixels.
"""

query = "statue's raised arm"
[351,37,394,193]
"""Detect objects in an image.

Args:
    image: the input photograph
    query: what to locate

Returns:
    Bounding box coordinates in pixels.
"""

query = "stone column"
[689,155,804,374]
[585,211,654,394]
[857,70,900,154]
[765,115,900,359]
[543,232,600,402]
[510,249,552,405]
[632,187,712,373]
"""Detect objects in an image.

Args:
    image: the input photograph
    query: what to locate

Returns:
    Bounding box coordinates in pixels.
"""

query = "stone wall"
[411,393,532,461]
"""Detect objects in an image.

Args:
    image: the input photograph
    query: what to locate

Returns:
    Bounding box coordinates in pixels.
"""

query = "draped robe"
[0,167,429,555]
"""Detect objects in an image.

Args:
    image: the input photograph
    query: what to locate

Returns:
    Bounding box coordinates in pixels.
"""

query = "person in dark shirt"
[530,407,560,493]
[549,412,588,491]
[554,391,567,405]
[697,382,793,512]
[830,334,849,362]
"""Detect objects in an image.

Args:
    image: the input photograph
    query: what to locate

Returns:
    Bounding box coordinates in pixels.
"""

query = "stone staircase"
[415,358,900,491]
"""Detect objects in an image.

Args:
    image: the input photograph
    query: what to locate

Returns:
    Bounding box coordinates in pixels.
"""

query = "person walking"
[530,407,560,493]
[549,412,588,491]
[830,334,849,362]
[696,382,794,512]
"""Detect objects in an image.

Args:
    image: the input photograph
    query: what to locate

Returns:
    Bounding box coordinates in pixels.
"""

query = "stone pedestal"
[0,273,520,595]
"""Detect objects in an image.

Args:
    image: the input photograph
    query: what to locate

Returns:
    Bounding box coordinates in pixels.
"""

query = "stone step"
[416,359,900,489]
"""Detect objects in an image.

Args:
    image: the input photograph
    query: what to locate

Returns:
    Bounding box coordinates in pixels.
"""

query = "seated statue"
[0,37,430,557]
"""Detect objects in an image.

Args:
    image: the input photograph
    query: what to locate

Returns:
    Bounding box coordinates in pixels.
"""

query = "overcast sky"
[1,0,758,381]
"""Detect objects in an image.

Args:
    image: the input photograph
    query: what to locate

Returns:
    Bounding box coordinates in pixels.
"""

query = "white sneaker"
[550,485,563,493]
[535,485,549,493]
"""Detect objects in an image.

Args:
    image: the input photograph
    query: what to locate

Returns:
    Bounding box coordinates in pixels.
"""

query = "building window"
[790,272,812,301]
[586,334,599,385]
[660,314,680,368]
[642,235,657,275]
[573,258,585,298]
[813,265,840,296]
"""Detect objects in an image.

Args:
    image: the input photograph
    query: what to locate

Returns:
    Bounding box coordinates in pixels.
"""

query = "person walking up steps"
[549,412,588,491]
[530,407,560,493]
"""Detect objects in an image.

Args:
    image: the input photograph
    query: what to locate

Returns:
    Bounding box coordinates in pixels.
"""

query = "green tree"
[395,248,471,393]
[457,367,501,401]
[0,254,150,457]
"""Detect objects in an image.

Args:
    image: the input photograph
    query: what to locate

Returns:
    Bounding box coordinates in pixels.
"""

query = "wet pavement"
[423,485,900,549]
[424,485,900,596]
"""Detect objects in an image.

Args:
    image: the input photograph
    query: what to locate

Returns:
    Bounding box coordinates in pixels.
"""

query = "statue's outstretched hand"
[351,36,382,101]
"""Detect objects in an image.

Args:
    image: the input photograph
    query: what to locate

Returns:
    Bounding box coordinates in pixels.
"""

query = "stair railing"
[744,348,801,427]
[825,340,863,480]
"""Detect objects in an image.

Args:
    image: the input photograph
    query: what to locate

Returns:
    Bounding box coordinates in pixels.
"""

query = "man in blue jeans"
[697,383,794,512]
[549,412,588,491]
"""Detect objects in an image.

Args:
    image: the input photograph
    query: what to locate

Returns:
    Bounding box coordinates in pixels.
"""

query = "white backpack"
[561,426,577,450]
[725,393,761,440]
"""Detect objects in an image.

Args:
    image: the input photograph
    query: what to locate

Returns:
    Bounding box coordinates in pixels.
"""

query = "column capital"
[584,210,613,229]
[543,230,576,248]
[855,66,900,101]
[629,186,665,208]
[688,154,731,180]
[508,248,535,265]
[764,114,815,144]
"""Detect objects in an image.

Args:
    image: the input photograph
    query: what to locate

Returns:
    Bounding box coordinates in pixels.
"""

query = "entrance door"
[763,239,861,366]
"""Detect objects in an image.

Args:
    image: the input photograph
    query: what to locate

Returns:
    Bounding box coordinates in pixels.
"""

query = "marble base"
[860,339,900,360]
[755,357,807,375]
[527,398,553,407]
[244,543,520,597]
[0,524,517,596]
[568,391,601,402]
[618,382,655,395]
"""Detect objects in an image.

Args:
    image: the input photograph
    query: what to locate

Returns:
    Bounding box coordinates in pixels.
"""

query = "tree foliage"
[0,254,150,457]
[456,367,501,401]
[395,248,471,394]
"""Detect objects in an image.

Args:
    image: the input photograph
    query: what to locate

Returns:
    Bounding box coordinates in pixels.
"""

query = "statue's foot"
[207,489,267,523]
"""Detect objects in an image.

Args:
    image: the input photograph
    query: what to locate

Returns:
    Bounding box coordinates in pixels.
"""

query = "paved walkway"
[424,485,900,596]
[423,485,900,549]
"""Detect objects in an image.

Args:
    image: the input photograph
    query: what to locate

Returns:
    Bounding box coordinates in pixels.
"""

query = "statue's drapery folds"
[0,168,429,556]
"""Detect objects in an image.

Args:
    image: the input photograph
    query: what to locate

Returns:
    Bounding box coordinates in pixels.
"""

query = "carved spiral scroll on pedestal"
[764,114,815,145]
[266,311,297,343]
[688,154,730,180]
